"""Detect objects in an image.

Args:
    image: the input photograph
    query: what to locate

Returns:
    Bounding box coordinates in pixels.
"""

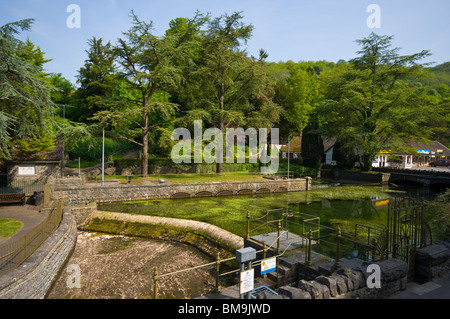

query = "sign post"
[236,247,256,299]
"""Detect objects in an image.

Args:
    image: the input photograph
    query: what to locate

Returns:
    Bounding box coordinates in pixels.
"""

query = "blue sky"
[1,0,449,86]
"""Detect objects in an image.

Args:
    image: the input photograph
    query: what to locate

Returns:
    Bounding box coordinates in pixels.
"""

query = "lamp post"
[287,135,293,179]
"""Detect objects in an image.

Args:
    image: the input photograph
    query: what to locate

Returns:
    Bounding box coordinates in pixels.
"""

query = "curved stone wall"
[0,208,77,299]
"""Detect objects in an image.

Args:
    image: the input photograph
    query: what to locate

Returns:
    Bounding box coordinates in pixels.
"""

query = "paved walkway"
[0,204,48,246]
[390,275,450,299]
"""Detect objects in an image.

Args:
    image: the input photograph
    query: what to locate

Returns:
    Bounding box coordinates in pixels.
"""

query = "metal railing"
[0,177,48,195]
[152,224,291,299]
[0,199,63,276]
[247,207,383,262]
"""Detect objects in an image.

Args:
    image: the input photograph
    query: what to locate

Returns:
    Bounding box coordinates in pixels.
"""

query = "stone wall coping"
[91,210,244,250]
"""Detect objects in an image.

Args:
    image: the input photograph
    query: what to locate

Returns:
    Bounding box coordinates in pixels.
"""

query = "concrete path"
[0,204,48,245]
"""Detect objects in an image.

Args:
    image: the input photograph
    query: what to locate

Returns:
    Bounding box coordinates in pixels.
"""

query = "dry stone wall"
[0,208,77,299]
[49,178,310,205]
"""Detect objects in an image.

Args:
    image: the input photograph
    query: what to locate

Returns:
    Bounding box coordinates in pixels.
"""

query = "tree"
[75,37,116,122]
[318,33,436,170]
[285,65,320,137]
[0,19,55,159]
[91,11,203,177]
[186,12,281,173]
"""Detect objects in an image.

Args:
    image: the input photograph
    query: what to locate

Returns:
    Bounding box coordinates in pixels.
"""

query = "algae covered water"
[97,184,423,238]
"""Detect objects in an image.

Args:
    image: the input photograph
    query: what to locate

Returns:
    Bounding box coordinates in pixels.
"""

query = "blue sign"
[261,257,276,275]
[417,150,430,154]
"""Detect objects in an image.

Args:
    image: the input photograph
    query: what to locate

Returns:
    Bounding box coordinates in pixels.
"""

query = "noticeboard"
[261,257,277,275]
[239,268,254,295]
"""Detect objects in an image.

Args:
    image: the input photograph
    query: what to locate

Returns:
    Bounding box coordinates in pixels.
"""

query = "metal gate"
[386,197,432,272]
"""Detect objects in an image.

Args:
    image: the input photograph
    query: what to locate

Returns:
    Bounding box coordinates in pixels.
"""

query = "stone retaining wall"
[49,178,310,205]
[274,258,409,299]
[0,208,77,299]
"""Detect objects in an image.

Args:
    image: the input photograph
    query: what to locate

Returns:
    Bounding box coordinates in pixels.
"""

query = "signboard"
[18,165,35,175]
[239,268,254,295]
[417,150,430,154]
[261,257,277,275]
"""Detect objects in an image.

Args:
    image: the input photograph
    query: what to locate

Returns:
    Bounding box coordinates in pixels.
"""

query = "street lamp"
[287,135,293,179]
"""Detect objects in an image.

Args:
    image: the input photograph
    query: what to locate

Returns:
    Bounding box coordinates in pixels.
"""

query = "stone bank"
[48,177,311,206]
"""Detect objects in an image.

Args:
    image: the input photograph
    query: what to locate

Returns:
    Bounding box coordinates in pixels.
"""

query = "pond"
[97,183,442,260]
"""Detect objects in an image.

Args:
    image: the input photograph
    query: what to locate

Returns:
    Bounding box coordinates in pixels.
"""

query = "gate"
[385,197,432,272]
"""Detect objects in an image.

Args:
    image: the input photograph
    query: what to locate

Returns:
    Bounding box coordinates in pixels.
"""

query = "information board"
[261,257,277,275]
[239,268,254,295]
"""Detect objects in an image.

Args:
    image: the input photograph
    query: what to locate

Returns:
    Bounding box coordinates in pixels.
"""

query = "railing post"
[306,229,312,268]
[246,210,250,240]
[334,228,341,270]
[215,252,220,292]
[153,267,159,299]
[263,242,267,279]
[277,221,281,254]
[371,237,377,261]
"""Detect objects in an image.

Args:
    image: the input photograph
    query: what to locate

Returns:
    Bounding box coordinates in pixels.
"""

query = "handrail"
[0,199,63,276]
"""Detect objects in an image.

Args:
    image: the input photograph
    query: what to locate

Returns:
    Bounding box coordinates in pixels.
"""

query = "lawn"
[0,218,23,239]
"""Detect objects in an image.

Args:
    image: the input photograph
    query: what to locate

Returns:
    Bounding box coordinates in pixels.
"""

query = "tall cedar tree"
[0,19,55,159]
[91,11,203,177]
[319,33,436,170]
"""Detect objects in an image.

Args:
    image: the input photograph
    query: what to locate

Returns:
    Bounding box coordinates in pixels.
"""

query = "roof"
[405,139,450,156]
[320,137,450,156]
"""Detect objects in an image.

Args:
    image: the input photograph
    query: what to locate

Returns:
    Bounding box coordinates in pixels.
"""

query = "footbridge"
[375,168,450,188]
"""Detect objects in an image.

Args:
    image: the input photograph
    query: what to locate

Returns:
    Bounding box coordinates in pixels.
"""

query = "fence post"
[215,252,220,292]
[153,267,159,299]
[371,237,377,261]
[277,221,281,254]
[334,228,341,270]
[263,242,267,279]
[306,229,312,268]
[246,210,250,240]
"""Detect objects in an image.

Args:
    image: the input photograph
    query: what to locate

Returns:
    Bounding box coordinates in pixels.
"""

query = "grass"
[0,218,23,239]
[66,161,98,168]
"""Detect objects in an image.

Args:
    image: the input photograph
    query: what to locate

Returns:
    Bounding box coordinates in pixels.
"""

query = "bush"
[426,189,450,241]
[278,163,318,178]
[113,158,261,174]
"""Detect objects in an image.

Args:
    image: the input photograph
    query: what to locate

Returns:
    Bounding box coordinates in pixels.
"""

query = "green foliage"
[426,189,450,241]
[0,19,56,159]
[285,65,320,134]
[318,33,437,170]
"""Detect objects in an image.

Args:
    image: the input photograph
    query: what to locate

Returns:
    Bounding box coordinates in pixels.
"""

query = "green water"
[97,184,441,260]
[97,184,422,237]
